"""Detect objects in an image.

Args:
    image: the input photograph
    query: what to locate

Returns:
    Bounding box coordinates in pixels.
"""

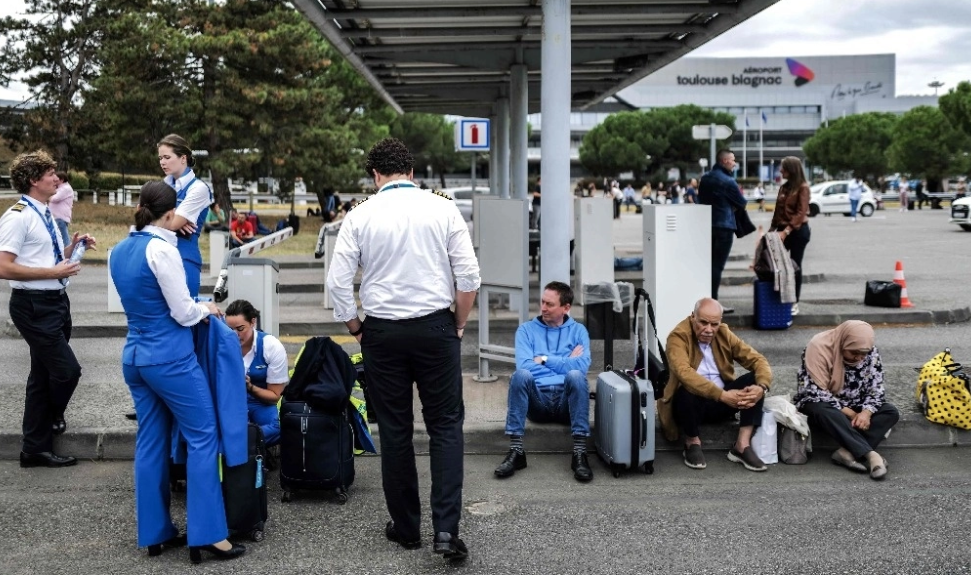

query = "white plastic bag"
[763,395,810,436]
[750,410,778,464]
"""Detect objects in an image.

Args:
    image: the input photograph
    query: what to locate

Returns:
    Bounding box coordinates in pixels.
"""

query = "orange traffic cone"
[893,260,914,308]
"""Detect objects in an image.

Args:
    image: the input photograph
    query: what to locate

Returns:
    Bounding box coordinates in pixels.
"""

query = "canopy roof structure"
[293,0,780,117]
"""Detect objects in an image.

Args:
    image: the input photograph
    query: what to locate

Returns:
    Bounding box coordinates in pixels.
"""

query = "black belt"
[367,308,452,324]
[12,288,67,297]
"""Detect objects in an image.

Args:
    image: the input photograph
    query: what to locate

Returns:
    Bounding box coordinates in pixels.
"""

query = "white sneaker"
[791,303,800,316]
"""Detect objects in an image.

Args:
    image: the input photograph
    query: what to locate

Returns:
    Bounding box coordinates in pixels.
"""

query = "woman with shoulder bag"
[792,321,899,481]
[770,156,811,315]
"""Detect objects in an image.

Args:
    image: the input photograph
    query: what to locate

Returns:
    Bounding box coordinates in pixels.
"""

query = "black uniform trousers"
[801,401,899,460]
[673,371,763,438]
[9,289,81,453]
[361,308,465,540]
[780,224,811,302]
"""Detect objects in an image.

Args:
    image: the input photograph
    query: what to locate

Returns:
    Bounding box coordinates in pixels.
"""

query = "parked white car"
[949,196,971,231]
[808,180,877,218]
[439,186,490,222]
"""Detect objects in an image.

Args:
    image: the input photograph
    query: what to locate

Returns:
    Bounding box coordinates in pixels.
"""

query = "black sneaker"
[385,521,421,550]
[683,444,707,469]
[727,446,767,472]
[571,452,593,482]
[433,532,468,562]
[494,449,527,478]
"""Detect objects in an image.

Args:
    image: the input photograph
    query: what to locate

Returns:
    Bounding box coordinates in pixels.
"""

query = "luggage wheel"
[611,464,623,478]
[335,489,349,505]
[250,529,265,542]
[643,461,654,475]
[281,490,292,503]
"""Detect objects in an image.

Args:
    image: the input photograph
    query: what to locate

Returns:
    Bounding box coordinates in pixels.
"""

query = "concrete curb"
[3,414,967,461]
[12,304,970,340]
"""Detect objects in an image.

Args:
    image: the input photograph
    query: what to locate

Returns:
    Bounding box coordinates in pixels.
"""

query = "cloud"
[693,0,971,96]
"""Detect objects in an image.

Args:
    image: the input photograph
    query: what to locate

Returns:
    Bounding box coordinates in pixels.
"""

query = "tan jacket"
[657,316,773,441]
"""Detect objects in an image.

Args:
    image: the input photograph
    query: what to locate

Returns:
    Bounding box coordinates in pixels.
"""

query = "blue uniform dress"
[110,229,227,548]
[166,169,211,297]
[246,331,281,446]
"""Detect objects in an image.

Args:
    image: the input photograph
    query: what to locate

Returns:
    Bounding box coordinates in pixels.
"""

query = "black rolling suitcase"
[222,423,269,541]
[279,400,355,504]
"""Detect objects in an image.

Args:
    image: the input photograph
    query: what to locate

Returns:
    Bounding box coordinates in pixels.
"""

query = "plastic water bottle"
[69,239,86,264]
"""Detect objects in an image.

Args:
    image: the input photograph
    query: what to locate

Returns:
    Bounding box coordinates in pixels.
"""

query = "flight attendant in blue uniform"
[110,181,245,564]
[157,133,211,298]
[225,299,288,447]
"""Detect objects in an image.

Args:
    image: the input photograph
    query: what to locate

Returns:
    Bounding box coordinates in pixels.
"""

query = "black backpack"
[284,336,356,412]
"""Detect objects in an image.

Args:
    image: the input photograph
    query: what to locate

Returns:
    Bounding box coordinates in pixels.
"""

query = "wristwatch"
[758,384,769,395]
[540,355,548,365]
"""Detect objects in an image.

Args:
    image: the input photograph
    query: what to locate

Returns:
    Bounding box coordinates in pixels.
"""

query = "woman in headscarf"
[793,320,899,480]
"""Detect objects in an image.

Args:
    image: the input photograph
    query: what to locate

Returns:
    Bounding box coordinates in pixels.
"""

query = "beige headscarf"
[804,320,875,394]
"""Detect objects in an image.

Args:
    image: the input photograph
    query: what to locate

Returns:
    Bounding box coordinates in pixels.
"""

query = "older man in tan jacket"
[658,298,773,472]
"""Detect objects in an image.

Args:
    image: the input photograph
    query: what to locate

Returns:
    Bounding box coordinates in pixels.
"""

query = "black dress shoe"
[188,542,246,564]
[52,418,66,435]
[494,449,527,478]
[723,307,736,314]
[385,521,421,550]
[147,534,187,556]
[433,532,468,562]
[20,451,77,468]
[571,452,593,483]
[124,412,138,421]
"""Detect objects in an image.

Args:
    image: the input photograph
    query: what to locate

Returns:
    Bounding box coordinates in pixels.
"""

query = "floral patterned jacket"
[793,347,886,413]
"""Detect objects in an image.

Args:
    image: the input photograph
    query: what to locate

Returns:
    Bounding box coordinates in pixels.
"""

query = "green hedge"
[87,172,156,190]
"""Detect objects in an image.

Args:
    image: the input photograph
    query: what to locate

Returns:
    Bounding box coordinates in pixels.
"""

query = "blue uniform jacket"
[171,318,248,467]
[698,165,747,230]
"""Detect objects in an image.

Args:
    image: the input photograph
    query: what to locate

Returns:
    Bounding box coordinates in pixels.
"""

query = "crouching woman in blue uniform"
[225,299,288,446]
[109,181,245,564]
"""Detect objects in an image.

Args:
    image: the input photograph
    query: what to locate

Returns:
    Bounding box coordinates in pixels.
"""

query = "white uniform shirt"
[326,180,481,321]
[166,169,211,224]
[696,342,726,390]
[0,195,66,290]
[243,332,289,386]
[140,225,211,326]
[848,180,864,201]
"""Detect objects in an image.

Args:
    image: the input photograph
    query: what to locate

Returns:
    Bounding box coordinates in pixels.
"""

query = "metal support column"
[540,0,572,287]
[497,97,510,198]
[489,111,499,197]
[510,64,528,202]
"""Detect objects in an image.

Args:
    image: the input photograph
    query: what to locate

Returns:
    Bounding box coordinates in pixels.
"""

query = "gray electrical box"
[227,257,280,336]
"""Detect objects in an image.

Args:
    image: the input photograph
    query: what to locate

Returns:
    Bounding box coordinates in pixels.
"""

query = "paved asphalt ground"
[3,450,971,574]
[3,204,971,573]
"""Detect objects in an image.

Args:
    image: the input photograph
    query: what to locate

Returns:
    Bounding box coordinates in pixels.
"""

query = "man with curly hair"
[0,150,97,468]
[327,137,480,562]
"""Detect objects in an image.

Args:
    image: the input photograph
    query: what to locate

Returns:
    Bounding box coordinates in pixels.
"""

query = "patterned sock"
[509,435,524,454]
[573,435,587,455]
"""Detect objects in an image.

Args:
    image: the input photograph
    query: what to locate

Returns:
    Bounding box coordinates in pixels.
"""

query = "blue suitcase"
[753,280,792,330]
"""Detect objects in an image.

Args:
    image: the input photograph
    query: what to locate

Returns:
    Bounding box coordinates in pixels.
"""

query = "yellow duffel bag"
[916,349,971,430]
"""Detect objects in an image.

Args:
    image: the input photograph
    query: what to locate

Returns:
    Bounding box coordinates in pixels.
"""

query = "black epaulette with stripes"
[9,200,27,212]
[430,190,454,201]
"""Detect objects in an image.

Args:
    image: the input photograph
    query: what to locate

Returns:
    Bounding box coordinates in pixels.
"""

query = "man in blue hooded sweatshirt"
[495,281,593,482]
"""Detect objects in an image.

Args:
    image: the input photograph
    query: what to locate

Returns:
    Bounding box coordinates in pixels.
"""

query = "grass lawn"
[0,198,324,264]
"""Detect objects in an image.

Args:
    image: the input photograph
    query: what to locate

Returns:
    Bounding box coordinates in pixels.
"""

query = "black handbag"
[734,207,756,238]
[753,235,801,282]
[864,280,901,308]
[632,288,668,399]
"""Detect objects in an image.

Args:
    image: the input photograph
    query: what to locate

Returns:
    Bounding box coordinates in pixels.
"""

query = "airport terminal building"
[528,53,937,180]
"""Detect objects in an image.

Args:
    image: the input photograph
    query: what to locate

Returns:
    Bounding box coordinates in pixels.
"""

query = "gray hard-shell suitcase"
[594,370,655,477]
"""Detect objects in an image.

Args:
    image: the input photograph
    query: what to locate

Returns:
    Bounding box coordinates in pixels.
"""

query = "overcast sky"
[1,0,969,100]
